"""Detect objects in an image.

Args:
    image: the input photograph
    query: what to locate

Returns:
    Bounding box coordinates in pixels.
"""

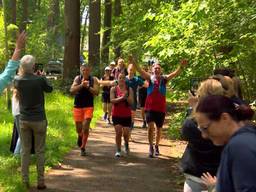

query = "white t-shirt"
[12,95,20,116]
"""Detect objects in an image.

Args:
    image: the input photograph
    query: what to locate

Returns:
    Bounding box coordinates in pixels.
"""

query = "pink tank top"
[112,86,131,117]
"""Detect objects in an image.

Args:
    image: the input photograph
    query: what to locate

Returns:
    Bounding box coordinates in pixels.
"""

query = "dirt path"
[31,111,186,192]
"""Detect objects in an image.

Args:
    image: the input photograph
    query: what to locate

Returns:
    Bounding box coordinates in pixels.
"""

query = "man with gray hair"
[14,55,53,190]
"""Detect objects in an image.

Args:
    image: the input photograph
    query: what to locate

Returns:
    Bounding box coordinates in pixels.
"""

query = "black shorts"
[139,88,147,108]
[102,92,110,103]
[112,116,132,127]
[145,111,165,128]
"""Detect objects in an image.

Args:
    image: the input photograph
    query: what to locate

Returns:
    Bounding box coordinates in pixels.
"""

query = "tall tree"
[10,0,16,24]
[48,0,60,59]
[19,0,28,32]
[113,0,121,58]
[101,0,112,66]
[63,0,80,80]
[88,0,101,74]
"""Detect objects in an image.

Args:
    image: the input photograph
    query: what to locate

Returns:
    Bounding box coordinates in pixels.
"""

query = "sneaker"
[142,121,147,128]
[80,148,86,156]
[103,112,108,121]
[77,135,82,147]
[115,151,121,158]
[107,118,111,124]
[149,145,154,158]
[131,122,134,129]
[124,143,130,155]
[155,145,160,156]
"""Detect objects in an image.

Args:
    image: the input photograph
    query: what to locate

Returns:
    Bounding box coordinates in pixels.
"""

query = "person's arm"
[70,76,86,95]
[126,87,134,105]
[98,79,116,87]
[0,31,26,93]
[110,86,127,104]
[129,56,151,80]
[166,59,188,81]
[88,77,99,96]
[42,77,53,93]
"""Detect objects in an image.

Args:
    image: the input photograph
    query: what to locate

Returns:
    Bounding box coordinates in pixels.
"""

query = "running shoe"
[103,112,108,121]
[149,145,154,158]
[142,121,147,128]
[80,148,86,156]
[155,145,160,156]
[107,118,111,124]
[124,143,130,155]
[115,151,121,158]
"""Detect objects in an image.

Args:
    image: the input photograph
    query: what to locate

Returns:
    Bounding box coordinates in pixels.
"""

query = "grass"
[0,90,102,192]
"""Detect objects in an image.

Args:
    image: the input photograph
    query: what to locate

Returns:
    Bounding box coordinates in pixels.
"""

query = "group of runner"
[70,57,188,158]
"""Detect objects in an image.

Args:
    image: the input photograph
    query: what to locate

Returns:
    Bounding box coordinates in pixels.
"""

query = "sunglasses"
[198,121,212,132]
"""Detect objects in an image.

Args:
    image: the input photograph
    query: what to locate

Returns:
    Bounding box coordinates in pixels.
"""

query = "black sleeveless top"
[74,75,94,108]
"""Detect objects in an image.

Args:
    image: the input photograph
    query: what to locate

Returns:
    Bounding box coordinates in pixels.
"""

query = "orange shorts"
[73,107,94,122]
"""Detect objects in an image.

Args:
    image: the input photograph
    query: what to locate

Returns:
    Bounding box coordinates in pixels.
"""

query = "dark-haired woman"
[110,73,133,157]
[195,95,255,192]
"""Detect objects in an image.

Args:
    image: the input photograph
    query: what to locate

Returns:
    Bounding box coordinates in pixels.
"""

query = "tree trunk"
[88,0,101,75]
[101,0,112,66]
[20,0,29,32]
[80,10,88,54]
[48,0,60,59]
[113,0,121,58]
[63,0,80,80]
[10,0,16,24]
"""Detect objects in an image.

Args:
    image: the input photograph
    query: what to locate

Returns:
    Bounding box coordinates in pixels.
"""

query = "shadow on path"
[40,110,185,192]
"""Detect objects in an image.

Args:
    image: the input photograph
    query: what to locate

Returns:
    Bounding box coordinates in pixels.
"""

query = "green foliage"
[167,111,186,140]
[111,0,256,101]
[0,90,101,191]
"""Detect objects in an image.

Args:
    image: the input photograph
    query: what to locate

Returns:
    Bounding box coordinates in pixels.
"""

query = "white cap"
[105,66,111,71]
[110,61,115,65]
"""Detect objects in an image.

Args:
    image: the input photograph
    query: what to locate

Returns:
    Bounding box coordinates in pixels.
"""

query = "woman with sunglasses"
[195,95,255,192]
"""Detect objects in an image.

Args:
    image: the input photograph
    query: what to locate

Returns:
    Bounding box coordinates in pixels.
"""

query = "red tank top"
[112,86,131,117]
[145,76,166,113]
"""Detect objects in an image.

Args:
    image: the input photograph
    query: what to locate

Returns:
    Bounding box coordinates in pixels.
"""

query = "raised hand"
[180,59,188,67]
[15,31,26,50]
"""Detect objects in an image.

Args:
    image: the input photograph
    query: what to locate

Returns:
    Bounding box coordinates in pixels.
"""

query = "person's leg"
[14,115,21,155]
[154,112,165,156]
[73,108,84,147]
[19,120,32,185]
[107,102,112,123]
[141,107,147,128]
[114,125,122,157]
[75,122,83,147]
[123,127,130,154]
[32,120,47,188]
[102,102,108,120]
[80,118,91,156]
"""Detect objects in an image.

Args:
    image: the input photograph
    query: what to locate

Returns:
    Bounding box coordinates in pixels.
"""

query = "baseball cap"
[105,66,111,71]
[110,61,116,65]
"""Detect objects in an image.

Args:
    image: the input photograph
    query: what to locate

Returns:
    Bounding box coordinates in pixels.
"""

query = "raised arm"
[0,31,26,93]
[166,59,188,81]
[129,55,151,80]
